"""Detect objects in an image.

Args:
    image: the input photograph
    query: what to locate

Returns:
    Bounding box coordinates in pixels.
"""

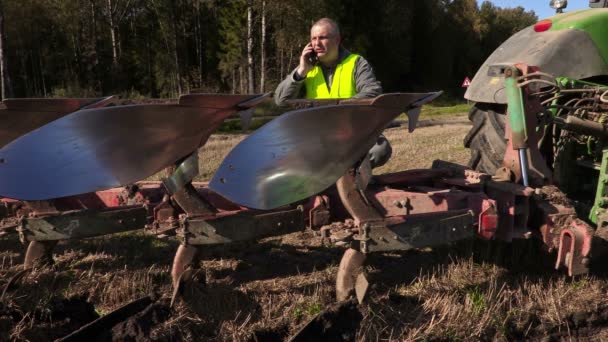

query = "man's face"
[310,23,340,64]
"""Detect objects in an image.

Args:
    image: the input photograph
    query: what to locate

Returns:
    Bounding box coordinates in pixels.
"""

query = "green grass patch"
[292,302,323,319]
[466,286,487,315]
[217,117,274,133]
[421,103,471,117]
[219,102,471,134]
[393,102,471,121]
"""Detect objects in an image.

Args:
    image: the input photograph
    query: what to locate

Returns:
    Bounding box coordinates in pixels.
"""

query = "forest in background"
[0,0,538,99]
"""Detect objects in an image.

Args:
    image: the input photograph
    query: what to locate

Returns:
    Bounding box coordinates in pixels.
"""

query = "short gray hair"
[312,18,340,37]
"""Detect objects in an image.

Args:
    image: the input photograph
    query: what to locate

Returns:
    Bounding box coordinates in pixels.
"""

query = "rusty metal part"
[321,224,356,247]
[118,185,148,206]
[19,206,147,241]
[334,166,484,253]
[210,92,442,210]
[430,161,491,190]
[555,219,593,276]
[485,181,591,276]
[0,94,267,200]
[171,244,201,300]
[23,200,61,216]
[0,200,21,236]
[23,241,57,268]
[308,195,331,230]
[533,186,577,251]
[336,170,383,225]
[172,183,216,216]
[56,295,155,342]
[336,248,366,302]
[336,169,378,303]
[368,187,491,218]
[178,207,305,245]
[363,211,476,252]
[484,180,534,241]
[170,267,205,308]
[355,273,370,304]
[478,200,499,239]
[149,199,179,236]
[0,97,114,148]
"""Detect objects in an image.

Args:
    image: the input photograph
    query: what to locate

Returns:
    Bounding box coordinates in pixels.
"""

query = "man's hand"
[296,43,315,78]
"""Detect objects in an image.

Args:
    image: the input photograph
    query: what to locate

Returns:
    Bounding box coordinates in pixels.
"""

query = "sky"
[478,0,590,19]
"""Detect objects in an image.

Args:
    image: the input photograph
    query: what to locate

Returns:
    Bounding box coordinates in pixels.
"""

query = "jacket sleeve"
[274,68,306,106]
[353,56,383,98]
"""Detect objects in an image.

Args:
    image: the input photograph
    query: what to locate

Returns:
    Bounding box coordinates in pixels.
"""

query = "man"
[274,17,391,168]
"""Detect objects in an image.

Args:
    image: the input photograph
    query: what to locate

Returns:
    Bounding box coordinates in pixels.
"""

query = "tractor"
[464,0,608,246]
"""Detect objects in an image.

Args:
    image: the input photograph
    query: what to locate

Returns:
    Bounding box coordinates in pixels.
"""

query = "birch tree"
[0,0,11,99]
[246,2,254,94]
[259,0,265,92]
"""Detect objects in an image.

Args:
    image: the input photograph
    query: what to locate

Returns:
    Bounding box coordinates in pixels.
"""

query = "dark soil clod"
[288,299,362,342]
[57,295,155,342]
[110,302,171,341]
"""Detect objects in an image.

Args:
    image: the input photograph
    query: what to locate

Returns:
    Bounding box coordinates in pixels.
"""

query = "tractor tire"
[463,103,507,174]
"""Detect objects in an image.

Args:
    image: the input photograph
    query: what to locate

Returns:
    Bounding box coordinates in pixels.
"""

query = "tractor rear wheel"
[463,103,507,174]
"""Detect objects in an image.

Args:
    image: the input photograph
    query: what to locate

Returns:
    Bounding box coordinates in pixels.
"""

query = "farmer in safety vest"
[274,17,391,168]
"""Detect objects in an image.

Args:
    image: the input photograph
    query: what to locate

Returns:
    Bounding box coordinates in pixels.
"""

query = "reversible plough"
[0,64,602,338]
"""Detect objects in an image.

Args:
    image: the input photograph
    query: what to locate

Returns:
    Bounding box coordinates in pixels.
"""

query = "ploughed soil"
[4,232,608,341]
[3,113,608,340]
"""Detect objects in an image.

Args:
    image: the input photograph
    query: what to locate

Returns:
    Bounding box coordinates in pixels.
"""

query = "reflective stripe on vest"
[304,53,359,99]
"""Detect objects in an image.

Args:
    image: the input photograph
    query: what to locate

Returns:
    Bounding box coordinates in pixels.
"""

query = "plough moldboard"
[0,85,596,339]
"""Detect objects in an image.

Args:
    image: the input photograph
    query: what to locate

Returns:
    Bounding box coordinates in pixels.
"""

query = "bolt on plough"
[0,70,606,338]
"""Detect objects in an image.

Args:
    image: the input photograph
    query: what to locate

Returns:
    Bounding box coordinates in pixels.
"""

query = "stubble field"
[2,109,608,341]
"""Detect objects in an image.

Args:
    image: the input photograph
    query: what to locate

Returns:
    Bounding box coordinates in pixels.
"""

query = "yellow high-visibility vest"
[304,53,359,99]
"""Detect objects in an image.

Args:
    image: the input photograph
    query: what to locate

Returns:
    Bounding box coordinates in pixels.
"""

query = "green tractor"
[464,0,608,228]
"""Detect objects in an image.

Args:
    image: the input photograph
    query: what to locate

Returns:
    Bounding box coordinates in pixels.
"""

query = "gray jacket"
[274,47,382,106]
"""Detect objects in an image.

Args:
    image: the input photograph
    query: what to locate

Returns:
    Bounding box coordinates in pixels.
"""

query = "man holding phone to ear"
[274,17,390,168]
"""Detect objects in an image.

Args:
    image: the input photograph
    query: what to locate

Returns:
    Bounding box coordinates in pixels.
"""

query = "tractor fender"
[465,26,608,104]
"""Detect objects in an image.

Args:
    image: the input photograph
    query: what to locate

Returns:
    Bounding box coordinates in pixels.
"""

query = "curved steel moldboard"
[0,94,266,200]
[210,92,441,210]
[0,97,114,148]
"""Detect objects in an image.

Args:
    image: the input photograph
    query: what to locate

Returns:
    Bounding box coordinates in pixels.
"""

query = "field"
[3,105,608,341]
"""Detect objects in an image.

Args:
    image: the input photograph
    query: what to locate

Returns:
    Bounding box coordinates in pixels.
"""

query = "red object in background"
[534,19,553,32]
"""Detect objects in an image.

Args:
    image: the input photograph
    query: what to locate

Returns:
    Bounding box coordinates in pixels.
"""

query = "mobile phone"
[307,51,318,65]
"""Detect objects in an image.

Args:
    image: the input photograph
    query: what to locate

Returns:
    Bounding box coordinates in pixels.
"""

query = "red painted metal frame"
[555,219,593,276]
[496,63,594,276]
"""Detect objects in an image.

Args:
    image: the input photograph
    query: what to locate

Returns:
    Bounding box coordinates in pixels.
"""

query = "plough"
[0,64,602,337]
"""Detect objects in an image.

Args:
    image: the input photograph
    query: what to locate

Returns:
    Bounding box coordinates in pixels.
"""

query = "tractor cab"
[589,0,608,8]
[551,0,608,14]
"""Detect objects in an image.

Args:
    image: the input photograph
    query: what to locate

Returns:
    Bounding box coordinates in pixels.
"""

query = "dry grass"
[166,114,472,183]
[197,134,247,181]
[376,116,471,174]
[5,110,608,341]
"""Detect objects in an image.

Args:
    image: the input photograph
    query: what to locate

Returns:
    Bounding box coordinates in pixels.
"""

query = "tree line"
[0,0,537,100]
